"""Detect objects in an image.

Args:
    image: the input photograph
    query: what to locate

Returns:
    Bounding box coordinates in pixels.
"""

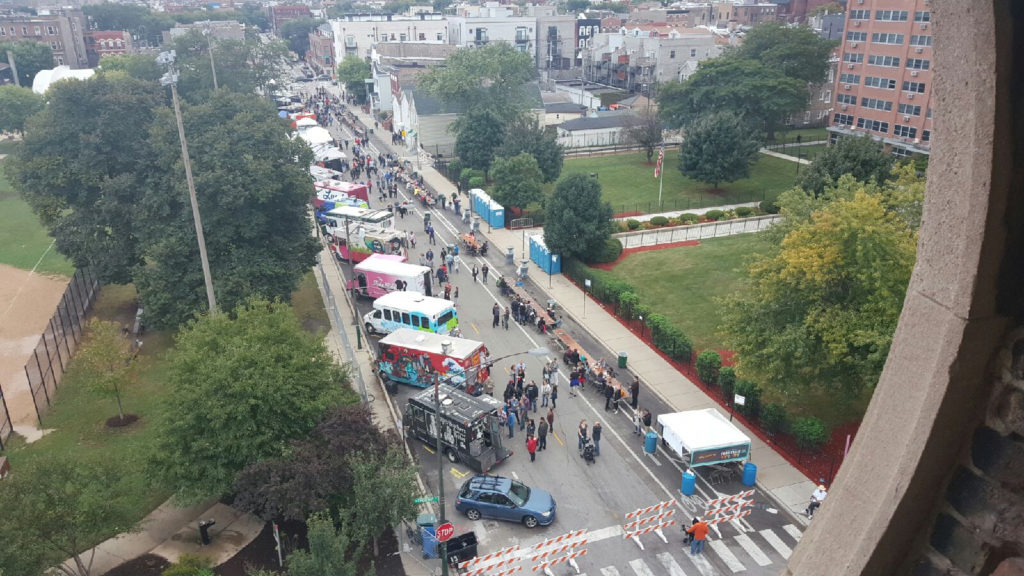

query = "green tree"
[279,17,322,56]
[239,2,271,31]
[497,115,564,182]
[0,40,54,86]
[678,111,760,189]
[417,42,536,121]
[336,55,371,104]
[432,0,453,12]
[566,0,591,12]
[136,90,319,328]
[543,174,613,261]
[151,299,348,503]
[624,107,664,163]
[6,74,163,284]
[797,134,894,196]
[74,319,136,423]
[97,53,164,82]
[733,22,836,85]
[454,109,505,172]
[720,190,918,397]
[0,457,138,576]
[658,57,807,139]
[490,153,544,211]
[286,512,359,576]
[347,447,419,557]
[0,85,43,135]
[171,32,287,98]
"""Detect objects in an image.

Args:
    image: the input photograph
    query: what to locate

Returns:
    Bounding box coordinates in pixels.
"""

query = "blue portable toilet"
[681,470,697,495]
[529,235,562,274]
[742,462,758,486]
[644,430,658,454]
[421,525,438,558]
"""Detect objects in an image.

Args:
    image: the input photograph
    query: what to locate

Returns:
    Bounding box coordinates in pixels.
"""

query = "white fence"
[613,215,782,249]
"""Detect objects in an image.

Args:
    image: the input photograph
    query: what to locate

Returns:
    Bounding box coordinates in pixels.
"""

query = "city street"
[306,80,804,576]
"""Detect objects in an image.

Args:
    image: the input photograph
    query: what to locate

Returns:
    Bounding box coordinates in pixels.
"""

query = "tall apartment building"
[0,8,88,68]
[829,0,934,156]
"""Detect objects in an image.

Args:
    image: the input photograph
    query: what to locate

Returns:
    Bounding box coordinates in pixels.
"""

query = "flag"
[654,144,665,179]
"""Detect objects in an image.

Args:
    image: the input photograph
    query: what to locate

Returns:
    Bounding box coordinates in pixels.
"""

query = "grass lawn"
[765,126,829,144]
[292,270,331,336]
[553,151,799,215]
[0,162,75,276]
[606,234,766,351]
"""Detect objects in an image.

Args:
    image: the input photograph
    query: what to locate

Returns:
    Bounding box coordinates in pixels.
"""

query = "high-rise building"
[829,0,934,157]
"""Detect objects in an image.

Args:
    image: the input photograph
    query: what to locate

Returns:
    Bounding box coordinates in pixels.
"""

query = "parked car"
[454,475,556,528]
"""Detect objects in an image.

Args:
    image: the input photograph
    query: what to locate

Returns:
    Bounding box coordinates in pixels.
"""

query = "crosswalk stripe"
[689,552,723,576]
[601,566,622,576]
[760,529,793,559]
[734,534,772,566]
[628,559,656,576]
[783,524,803,542]
[708,540,746,573]
[656,552,689,576]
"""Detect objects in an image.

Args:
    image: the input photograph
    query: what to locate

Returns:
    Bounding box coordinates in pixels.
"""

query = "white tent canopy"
[32,66,95,94]
[297,126,333,146]
[294,117,318,127]
[657,408,752,467]
[311,143,346,162]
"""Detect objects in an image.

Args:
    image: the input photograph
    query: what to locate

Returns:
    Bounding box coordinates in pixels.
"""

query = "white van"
[363,291,459,336]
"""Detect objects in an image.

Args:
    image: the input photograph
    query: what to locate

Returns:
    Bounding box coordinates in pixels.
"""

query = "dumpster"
[742,462,757,486]
[421,525,438,559]
[618,351,628,369]
[681,470,697,495]
[644,431,658,454]
[445,531,478,565]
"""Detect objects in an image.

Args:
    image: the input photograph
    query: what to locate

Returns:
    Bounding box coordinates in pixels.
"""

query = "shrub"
[792,417,829,452]
[735,206,754,218]
[468,176,486,189]
[448,159,463,179]
[760,402,788,435]
[696,350,722,385]
[645,314,692,362]
[650,215,670,227]
[704,209,725,221]
[618,291,641,320]
[460,168,486,188]
[162,555,213,576]
[733,378,762,418]
[626,218,641,230]
[584,238,623,264]
[759,199,780,214]
[679,213,700,224]
[718,366,736,394]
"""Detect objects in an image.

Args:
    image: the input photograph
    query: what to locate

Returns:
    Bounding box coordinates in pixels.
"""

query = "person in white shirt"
[806,484,828,518]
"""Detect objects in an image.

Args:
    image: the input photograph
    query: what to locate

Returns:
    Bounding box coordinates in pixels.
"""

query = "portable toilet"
[529,235,561,274]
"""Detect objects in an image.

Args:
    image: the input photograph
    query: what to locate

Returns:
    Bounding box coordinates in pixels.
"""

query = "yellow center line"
[451,468,468,478]
[471,322,479,335]
[552,431,564,446]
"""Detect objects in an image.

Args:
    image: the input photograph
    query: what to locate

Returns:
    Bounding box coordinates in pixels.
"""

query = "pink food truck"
[347,254,433,299]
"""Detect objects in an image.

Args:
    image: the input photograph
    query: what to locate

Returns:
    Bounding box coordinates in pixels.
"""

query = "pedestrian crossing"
[576,524,801,576]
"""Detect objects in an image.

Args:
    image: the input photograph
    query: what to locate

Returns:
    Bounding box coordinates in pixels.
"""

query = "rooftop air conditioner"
[844,84,851,90]
[903,115,911,121]
[915,47,923,53]
[847,63,854,69]
[911,70,919,77]
[908,93,915,99]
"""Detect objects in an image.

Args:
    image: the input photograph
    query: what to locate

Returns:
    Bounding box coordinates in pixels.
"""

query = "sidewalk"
[612,201,760,223]
[341,101,816,523]
[760,148,812,164]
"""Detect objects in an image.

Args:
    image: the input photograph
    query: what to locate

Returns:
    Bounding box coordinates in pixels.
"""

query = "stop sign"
[436,522,455,543]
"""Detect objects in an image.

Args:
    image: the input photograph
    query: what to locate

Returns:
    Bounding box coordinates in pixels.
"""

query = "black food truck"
[404,387,511,473]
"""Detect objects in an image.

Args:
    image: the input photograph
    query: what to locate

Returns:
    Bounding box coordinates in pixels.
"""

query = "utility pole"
[159,51,218,314]
[203,27,219,90]
[6,51,20,87]
[433,375,449,576]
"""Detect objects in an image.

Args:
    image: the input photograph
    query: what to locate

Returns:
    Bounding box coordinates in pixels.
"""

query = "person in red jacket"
[526,434,538,463]
[686,517,709,555]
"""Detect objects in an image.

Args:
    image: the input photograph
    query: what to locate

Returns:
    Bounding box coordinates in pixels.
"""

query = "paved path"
[759,148,812,165]
[613,202,761,223]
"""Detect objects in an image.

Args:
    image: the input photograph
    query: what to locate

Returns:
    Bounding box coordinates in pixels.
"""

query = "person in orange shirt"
[685,517,709,555]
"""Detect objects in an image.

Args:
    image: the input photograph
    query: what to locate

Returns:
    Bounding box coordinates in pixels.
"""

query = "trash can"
[506,246,515,265]
[618,351,628,369]
[644,431,658,454]
[681,471,697,495]
[742,462,758,487]
[421,525,438,559]
[445,531,478,565]
[472,217,480,232]
[519,260,529,279]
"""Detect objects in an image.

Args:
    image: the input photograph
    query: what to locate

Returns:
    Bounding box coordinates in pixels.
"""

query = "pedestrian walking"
[526,381,539,412]
[604,381,614,411]
[428,226,436,245]
[453,255,461,274]
[546,407,555,430]
[492,303,500,328]
[503,307,510,330]
[613,387,622,413]
[527,434,538,462]
[633,410,643,435]
[686,518,709,555]
[569,369,580,397]
[518,401,527,431]
[507,408,517,439]
[551,382,558,408]
[631,376,640,409]
[453,286,459,307]
[541,381,551,408]
[537,418,548,450]
[642,408,652,432]
[592,421,602,456]
[472,265,479,283]
[482,263,489,283]
[526,418,535,439]
[577,420,588,452]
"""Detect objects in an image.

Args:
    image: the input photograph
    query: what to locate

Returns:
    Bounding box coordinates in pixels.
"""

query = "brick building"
[0,8,88,68]
[85,30,132,67]
[828,0,934,156]
[268,4,312,34]
[307,23,334,73]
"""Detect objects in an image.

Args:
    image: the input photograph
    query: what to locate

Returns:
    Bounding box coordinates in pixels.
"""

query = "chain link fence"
[22,268,99,427]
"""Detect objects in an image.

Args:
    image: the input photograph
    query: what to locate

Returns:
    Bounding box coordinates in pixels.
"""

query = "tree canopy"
[151,299,352,503]
[171,32,289,99]
[719,173,921,398]
[497,115,564,182]
[73,319,136,423]
[543,174,614,261]
[624,108,664,163]
[798,134,895,196]
[0,41,54,86]
[347,447,420,557]
[454,109,506,172]
[417,42,536,121]
[280,17,322,56]
[97,54,164,82]
[0,85,43,135]
[732,22,836,85]
[336,55,371,104]
[678,111,760,189]
[287,512,359,576]
[490,153,544,210]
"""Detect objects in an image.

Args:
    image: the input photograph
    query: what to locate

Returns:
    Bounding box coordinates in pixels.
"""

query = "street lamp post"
[158,51,218,315]
[202,27,219,90]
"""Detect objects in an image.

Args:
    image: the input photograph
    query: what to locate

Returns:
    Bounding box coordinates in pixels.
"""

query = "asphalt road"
[298,79,802,576]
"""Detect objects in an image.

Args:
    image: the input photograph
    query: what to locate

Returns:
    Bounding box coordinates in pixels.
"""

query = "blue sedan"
[455,475,556,528]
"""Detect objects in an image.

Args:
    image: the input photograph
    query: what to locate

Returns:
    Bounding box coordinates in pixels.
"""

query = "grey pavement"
[759,148,812,165]
[613,201,761,223]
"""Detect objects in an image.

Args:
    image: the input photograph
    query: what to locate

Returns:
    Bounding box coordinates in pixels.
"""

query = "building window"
[922,130,931,142]
[846,31,867,42]
[893,125,917,138]
[914,11,931,22]
[436,32,443,40]
[419,33,425,40]
[906,58,930,70]
[902,81,927,93]
[840,73,860,84]
[856,117,890,133]
[860,97,893,111]
[690,48,696,57]
[0,27,5,36]
[871,33,905,45]
[837,93,857,105]
[875,10,909,21]
[867,54,900,67]
[22,27,28,35]
[47,26,55,35]
[833,113,855,126]
[910,35,933,46]
[844,53,864,63]
[33,26,41,35]
[56,55,64,65]
[927,107,933,118]
[50,41,58,50]
[898,103,922,116]
[864,76,897,90]
[849,9,870,20]
[399,33,407,41]
[823,90,831,103]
